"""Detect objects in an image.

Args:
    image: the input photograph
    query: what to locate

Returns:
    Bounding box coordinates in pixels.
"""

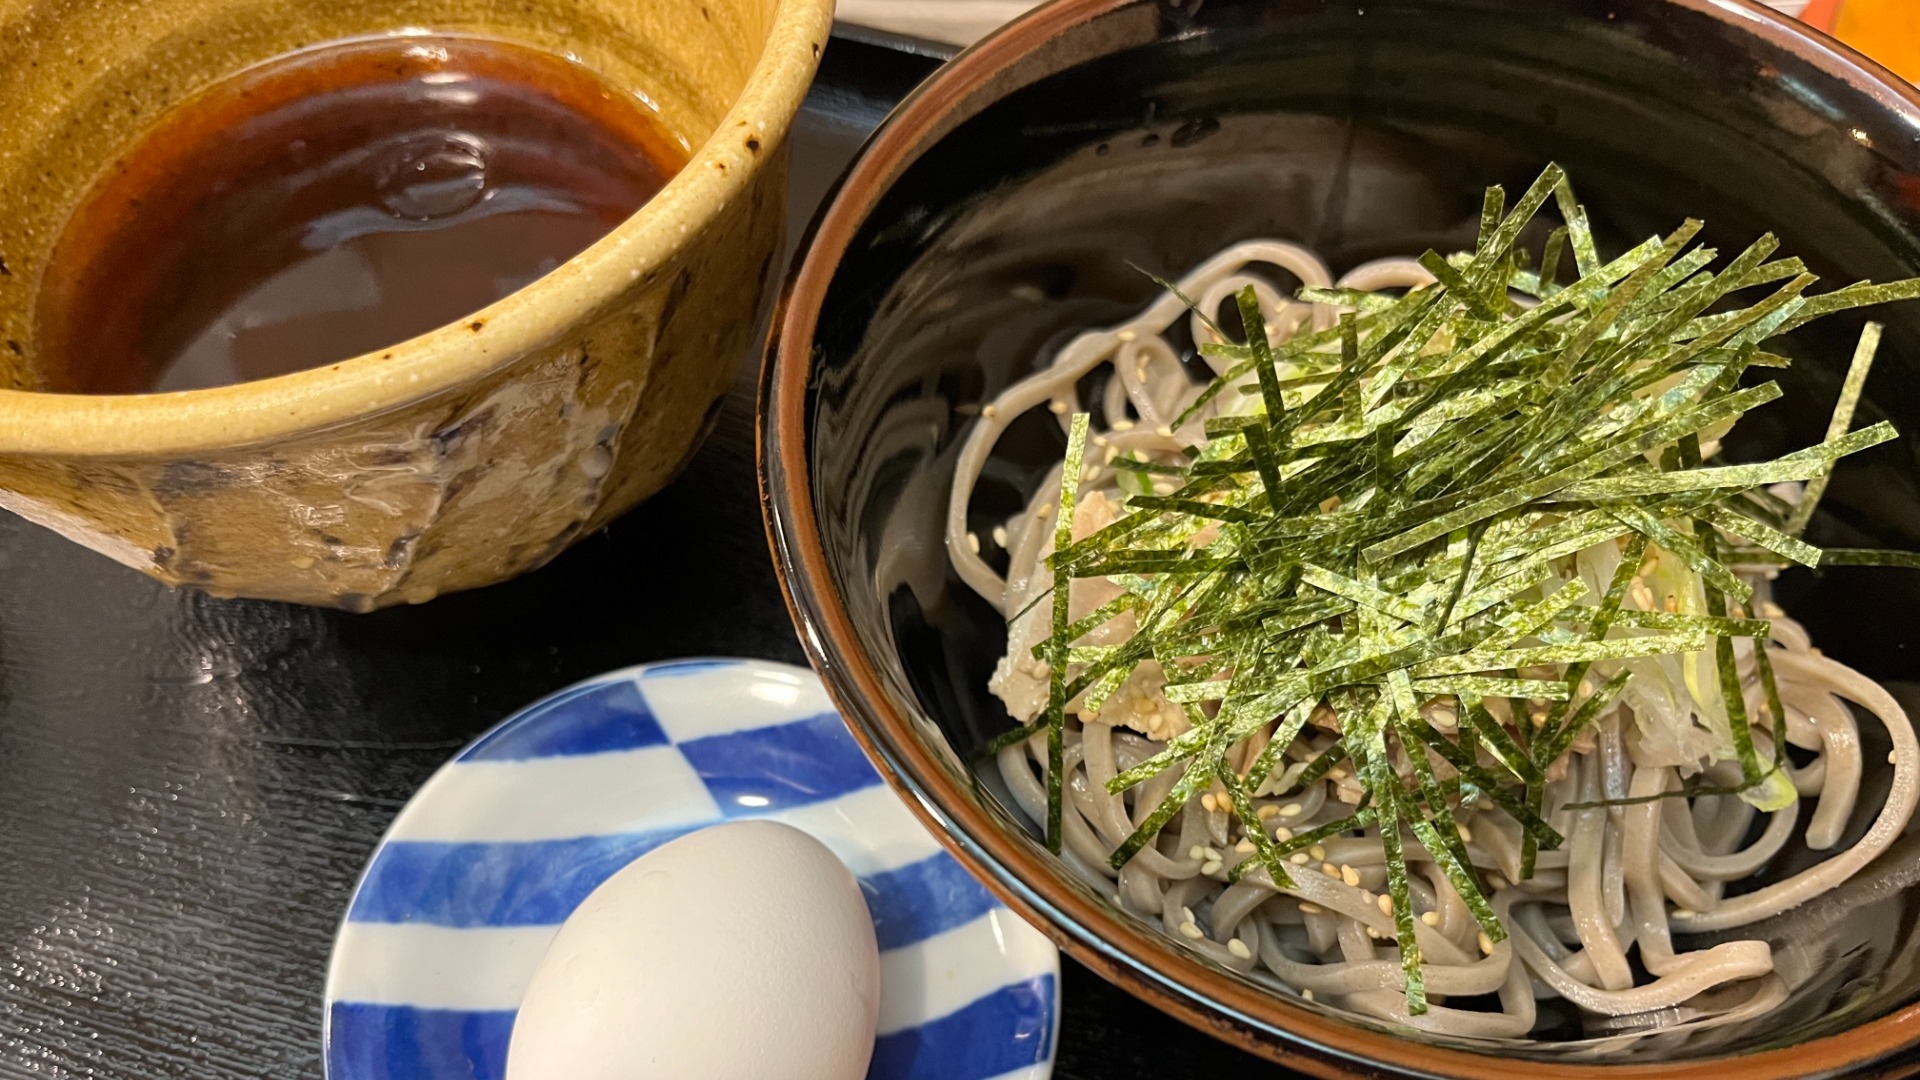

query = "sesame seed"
[1673,908,1696,918]
[1114,893,1125,906]
[1665,593,1679,613]
[1421,911,1441,927]
[1456,823,1473,844]
[1487,874,1508,890]
[1376,894,1393,915]
[1256,805,1280,820]
[1892,751,1900,765]
[1322,862,1340,877]
[1274,827,1294,842]
[1298,902,1324,915]
[1478,932,1495,955]
[1367,927,1385,940]
[1228,938,1253,959]
[1760,601,1786,618]
[1112,419,1136,432]
[1308,845,1326,861]
[1190,845,1208,860]
[1048,399,1069,415]
[1279,803,1304,818]
[981,404,998,419]
[1155,424,1174,438]
[1117,329,1137,342]
[1236,839,1255,854]
[1340,865,1361,887]
[1319,496,1342,514]
[1289,852,1310,865]
[1178,922,1206,940]
[1201,860,1223,875]
[966,532,981,554]
[991,525,1009,547]
[1303,989,1316,1002]
[1328,768,1347,779]
[1199,793,1218,813]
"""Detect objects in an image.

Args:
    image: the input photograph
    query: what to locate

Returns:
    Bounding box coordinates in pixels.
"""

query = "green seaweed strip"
[1476,184,1507,260]
[1412,677,1570,700]
[1403,721,1562,845]
[1392,712,1505,942]
[1607,505,1752,602]
[1245,698,1322,795]
[1776,278,1920,334]
[1689,501,1767,788]
[1030,592,1142,660]
[1547,458,1830,501]
[1301,564,1427,624]
[1420,250,1503,321]
[1409,818,1506,940]
[1364,730,1426,1014]
[1238,286,1289,426]
[1703,505,1823,568]
[1553,173,1601,276]
[978,718,1046,758]
[1108,728,1226,869]
[1457,690,1539,782]
[1292,736,1350,791]
[1217,762,1293,887]
[1538,226,1569,296]
[1045,414,1092,854]
[1537,668,1635,766]
[1228,804,1376,884]
[1787,322,1882,535]
[1432,525,1484,634]
[1820,548,1920,568]
[1755,637,1789,769]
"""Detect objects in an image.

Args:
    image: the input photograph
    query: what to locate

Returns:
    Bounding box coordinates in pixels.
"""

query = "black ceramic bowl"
[762,0,1920,1074]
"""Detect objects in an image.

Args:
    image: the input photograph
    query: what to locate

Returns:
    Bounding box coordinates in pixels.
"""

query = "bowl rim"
[761,0,1920,1076]
[0,0,835,458]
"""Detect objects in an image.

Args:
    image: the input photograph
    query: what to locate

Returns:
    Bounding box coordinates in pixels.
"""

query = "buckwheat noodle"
[945,241,1920,1044]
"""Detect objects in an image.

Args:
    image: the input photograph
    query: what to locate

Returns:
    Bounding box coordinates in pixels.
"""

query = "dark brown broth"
[37,34,685,394]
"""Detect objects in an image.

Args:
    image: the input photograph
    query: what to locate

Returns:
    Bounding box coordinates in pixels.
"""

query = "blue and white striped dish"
[324,658,1058,1080]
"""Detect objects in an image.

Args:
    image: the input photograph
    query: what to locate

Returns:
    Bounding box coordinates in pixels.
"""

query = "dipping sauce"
[36,34,686,394]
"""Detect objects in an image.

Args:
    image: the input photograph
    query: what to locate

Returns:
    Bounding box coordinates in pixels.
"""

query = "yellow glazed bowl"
[0,0,833,610]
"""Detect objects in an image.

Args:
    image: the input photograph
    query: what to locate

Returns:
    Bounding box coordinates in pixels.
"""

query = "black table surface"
[0,28,1293,1080]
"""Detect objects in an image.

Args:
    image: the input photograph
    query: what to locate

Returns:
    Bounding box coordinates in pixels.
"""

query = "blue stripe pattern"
[328,976,1055,1080]
[463,680,666,760]
[863,855,1003,952]
[329,1006,515,1080]
[678,711,882,813]
[327,661,1056,1080]
[870,975,1057,1079]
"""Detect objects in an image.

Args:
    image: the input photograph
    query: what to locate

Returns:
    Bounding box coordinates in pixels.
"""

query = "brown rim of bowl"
[760,1,1920,1075]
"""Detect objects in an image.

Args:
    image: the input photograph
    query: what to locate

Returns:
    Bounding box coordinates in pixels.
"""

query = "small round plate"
[324,658,1059,1080]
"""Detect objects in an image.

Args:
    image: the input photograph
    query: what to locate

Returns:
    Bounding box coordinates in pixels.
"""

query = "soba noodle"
[945,241,1920,1043]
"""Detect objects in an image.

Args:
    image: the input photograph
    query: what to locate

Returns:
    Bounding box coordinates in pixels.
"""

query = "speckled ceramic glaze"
[0,0,831,610]
[764,0,1920,1075]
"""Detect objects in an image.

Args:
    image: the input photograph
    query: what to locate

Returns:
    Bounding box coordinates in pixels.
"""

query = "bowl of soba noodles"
[761,0,1920,1073]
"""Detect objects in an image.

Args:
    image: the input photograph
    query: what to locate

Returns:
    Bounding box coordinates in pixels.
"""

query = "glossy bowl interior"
[763,0,1920,1074]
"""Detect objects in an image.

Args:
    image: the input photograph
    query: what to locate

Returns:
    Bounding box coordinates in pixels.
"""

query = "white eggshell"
[506,820,880,1080]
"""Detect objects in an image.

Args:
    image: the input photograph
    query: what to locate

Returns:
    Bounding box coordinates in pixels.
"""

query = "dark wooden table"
[0,28,1290,1080]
